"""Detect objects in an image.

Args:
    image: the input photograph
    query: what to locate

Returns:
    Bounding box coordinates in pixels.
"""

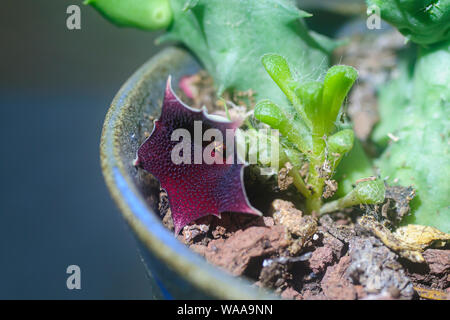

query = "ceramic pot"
[100,47,274,299]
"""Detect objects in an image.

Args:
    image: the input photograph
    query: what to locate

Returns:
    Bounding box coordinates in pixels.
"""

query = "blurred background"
[0,0,368,299]
[0,0,167,299]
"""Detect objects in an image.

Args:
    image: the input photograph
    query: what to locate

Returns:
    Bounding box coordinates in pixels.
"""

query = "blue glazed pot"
[100,47,275,299]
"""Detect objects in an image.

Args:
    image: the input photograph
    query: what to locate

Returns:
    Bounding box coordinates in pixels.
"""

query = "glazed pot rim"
[100,47,275,299]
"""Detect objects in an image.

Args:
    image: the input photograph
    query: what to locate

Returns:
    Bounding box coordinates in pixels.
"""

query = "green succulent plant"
[254,54,384,213]
[373,40,450,232]
[367,0,450,45]
[87,0,449,232]
[366,1,450,232]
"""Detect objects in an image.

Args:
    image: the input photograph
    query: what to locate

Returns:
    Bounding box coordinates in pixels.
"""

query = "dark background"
[0,0,166,299]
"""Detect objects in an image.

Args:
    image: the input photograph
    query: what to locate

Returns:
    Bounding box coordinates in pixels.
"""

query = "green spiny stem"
[366,0,450,45]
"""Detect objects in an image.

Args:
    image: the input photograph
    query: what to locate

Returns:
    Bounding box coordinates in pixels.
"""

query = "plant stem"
[320,199,344,215]
[305,166,322,213]
[288,167,311,199]
[305,136,327,213]
[319,193,355,215]
[305,157,324,213]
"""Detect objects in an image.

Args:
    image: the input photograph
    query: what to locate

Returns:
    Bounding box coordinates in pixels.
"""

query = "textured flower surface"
[136,78,260,234]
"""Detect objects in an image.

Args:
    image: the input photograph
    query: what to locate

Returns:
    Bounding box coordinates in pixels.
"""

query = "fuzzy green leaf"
[320,179,385,214]
[328,129,354,155]
[321,65,358,134]
[254,99,312,153]
[352,179,386,204]
[261,54,296,103]
[294,81,325,133]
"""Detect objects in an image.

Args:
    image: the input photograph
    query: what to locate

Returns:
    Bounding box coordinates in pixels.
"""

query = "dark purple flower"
[136,77,260,234]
